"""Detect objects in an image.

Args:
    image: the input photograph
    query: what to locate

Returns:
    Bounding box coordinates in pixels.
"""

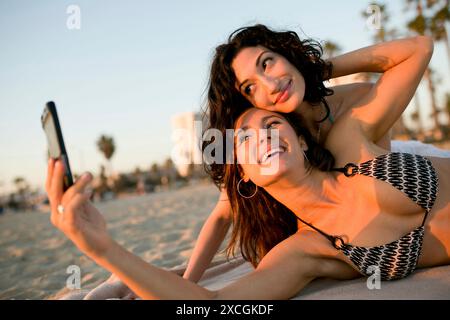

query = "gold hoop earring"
[237,178,258,199]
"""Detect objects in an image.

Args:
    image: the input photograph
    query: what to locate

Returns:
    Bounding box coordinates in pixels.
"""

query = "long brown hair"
[219,111,335,267]
[203,24,334,189]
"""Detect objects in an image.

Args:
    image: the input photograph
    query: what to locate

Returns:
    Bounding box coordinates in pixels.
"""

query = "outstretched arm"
[100,230,319,300]
[46,159,320,299]
[183,189,232,283]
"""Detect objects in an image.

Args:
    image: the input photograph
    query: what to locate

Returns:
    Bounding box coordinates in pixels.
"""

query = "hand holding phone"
[41,101,74,191]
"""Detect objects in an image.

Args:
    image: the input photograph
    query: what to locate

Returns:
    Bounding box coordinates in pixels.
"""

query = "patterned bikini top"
[295,152,438,281]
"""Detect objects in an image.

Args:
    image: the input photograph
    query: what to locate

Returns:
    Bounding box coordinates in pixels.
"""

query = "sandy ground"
[0,182,222,300]
[1,139,449,300]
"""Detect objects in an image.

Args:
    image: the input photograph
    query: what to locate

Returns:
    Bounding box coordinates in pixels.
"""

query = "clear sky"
[0,0,449,195]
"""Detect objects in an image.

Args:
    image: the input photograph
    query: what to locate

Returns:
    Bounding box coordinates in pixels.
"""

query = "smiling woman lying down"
[48,136,450,301]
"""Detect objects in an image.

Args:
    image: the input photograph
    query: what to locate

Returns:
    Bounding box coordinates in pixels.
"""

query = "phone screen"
[41,102,74,191]
[42,111,62,158]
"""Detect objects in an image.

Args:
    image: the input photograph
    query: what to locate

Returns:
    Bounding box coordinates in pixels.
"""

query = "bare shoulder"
[328,82,375,118]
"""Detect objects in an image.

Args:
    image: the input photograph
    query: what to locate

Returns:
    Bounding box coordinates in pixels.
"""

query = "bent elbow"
[415,35,434,56]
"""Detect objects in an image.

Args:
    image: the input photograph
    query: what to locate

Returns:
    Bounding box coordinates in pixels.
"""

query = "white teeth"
[261,147,285,164]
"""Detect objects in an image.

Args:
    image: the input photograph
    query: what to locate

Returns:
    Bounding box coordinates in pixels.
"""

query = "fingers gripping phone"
[41,101,74,191]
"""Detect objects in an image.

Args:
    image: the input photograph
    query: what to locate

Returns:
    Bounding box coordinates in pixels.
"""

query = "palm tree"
[163,158,173,169]
[362,2,399,43]
[446,92,450,118]
[405,0,442,137]
[361,3,407,135]
[97,164,109,200]
[406,0,428,34]
[323,41,342,60]
[161,158,177,186]
[13,177,29,195]
[150,163,159,174]
[411,93,425,136]
[323,40,342,85]
[425,67,444,136]
[427,0,450,70]
[96,135,116,176]
[12,177,30,209]
[445,92,450,137]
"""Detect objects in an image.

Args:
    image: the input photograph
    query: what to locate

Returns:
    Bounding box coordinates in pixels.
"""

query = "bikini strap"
[334,157,434,227]
[295,215,345,249]
[331,163,359,177]
[421,209,430,227]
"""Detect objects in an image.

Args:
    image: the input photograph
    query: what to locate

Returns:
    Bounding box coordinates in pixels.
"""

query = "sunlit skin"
[232,45,376,148]
[231,45,394,150]
[234,113,304,187]
[179,35,442,286]
[235,108,450,270]
[183,37,424,283]
[44,108,450,299]
[232,46,306,114]
[44,35,448,299]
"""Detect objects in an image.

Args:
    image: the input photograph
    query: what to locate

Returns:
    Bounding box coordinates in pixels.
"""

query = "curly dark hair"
[224,110,336,267]
[203,23,334,188]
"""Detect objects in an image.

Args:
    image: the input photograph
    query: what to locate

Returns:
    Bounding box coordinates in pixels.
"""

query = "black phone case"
[41,101,74,191]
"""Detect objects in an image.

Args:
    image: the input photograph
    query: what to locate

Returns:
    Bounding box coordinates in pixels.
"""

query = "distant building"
[171,112,204,177]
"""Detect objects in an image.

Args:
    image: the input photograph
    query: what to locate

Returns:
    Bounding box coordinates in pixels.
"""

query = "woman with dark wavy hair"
[220,110,337,268]
[182,24,449,282]
[206,24,335,142]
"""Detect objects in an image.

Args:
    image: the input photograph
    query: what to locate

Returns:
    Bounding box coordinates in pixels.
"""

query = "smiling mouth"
[274,80,292,104]
[260,146,287,164]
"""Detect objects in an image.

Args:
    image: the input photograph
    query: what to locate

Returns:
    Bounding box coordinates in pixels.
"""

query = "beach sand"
[1,180,449,300]
[0,182,222,300]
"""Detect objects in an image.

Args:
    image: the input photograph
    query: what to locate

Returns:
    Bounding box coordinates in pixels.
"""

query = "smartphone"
[41,101,74,191]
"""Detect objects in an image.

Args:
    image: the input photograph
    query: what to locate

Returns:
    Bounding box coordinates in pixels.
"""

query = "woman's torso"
[302,110,450,278]
[223,82,448,280]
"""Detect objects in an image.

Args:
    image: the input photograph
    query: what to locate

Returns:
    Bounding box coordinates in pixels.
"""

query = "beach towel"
[391,140,450,157]
[56,256,450,300]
